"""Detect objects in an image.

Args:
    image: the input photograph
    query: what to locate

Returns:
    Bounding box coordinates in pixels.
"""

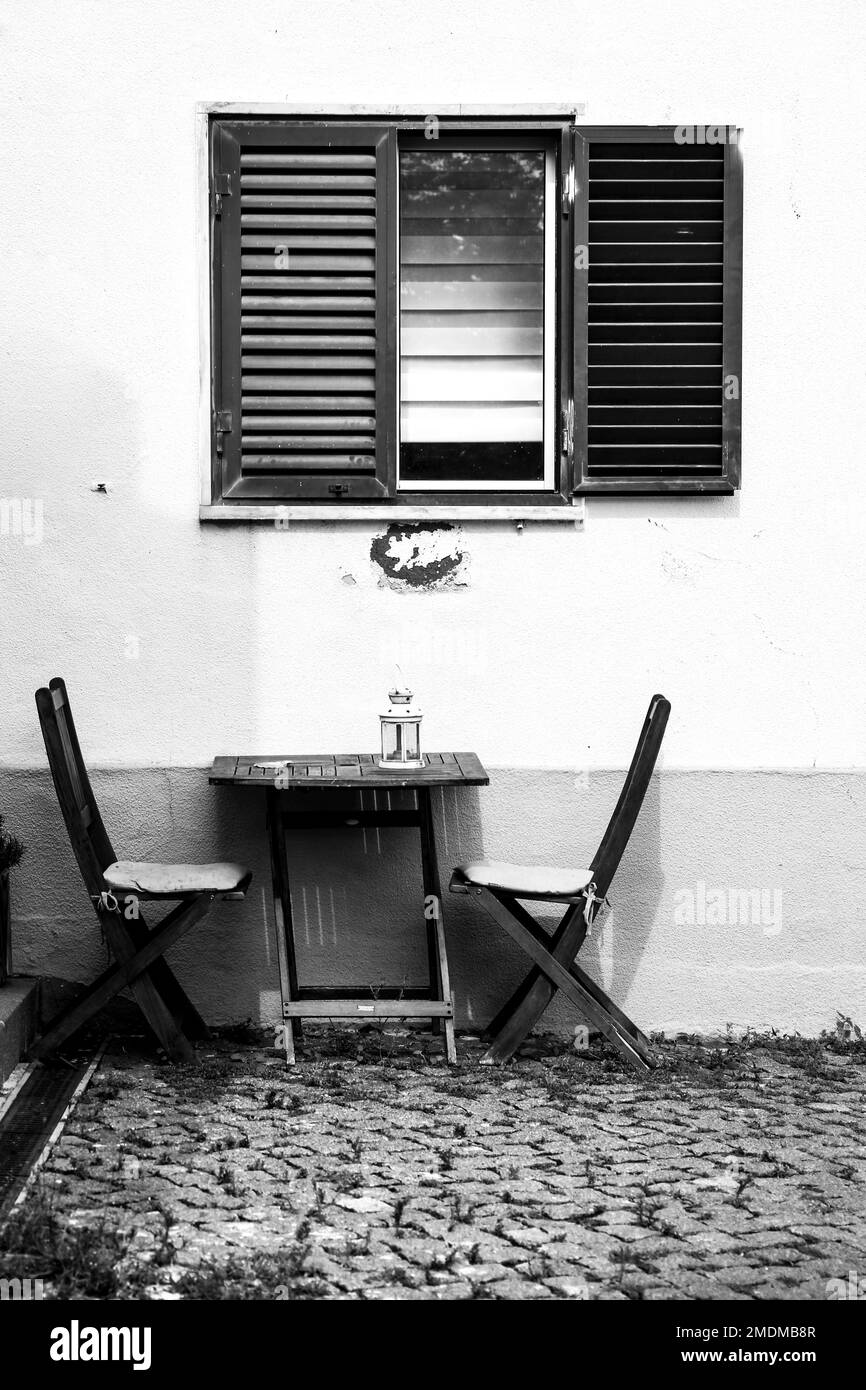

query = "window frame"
[200,108,741,517]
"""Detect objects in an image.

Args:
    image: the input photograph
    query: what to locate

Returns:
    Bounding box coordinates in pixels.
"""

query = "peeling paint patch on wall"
[370,523,469,591]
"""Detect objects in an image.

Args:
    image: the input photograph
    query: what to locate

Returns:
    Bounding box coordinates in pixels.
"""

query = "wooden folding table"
[209,753,488,1063]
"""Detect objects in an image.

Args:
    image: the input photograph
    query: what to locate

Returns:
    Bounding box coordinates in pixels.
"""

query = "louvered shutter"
[211,122,392,501]
[573,128,742,493]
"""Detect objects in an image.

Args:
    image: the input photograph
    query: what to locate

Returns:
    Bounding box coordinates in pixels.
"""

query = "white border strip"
[9,1044,108,1212]
[0,1062,35,1123]
[200,501,584,523]
[199,103,583,118]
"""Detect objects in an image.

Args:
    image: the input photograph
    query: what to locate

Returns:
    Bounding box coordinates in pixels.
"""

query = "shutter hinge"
[562,164,575,217]
[214,409,232,454]
[212,173,232,218]
[561,400,574,457]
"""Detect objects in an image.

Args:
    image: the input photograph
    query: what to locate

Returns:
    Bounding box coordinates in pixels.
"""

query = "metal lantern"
[379,686,423,770]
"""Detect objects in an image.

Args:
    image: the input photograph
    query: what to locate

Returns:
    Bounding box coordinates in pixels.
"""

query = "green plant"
[0,815,25,875]
[0,815,25,983]
[173,1247,326,1300]
[0,1185,134,1299]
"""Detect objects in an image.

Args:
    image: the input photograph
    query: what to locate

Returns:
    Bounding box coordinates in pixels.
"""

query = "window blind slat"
[240,152,376,168]
[401,326,542,356]
[401,356,543,402]
[582,137,730,485]
[399,145,548,487]
[402,403,542,442]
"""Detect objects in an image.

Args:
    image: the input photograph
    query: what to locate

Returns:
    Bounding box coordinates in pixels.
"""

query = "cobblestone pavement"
[24,1028,866,1300]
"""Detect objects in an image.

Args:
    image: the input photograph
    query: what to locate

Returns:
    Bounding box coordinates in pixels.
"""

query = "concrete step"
[0,979,39,1085]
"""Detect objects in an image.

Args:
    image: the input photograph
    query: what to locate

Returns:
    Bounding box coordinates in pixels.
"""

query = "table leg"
[418,788,456,1063]
[432,908,457,1065]
[266,788,301,1065]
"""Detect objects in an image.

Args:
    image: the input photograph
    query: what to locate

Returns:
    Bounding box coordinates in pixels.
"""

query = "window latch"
[214,409,232,454]
[561,400,574,457]
[328,483,350,497]
[562,165,575,217]
[212,173,232,218]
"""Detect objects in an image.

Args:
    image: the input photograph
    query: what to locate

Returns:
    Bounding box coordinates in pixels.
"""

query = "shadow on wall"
[579,773,665,1027]
[9,759,664,1037]
[5,350,507,1032]
[444,766,665,1038]
[6,344,666,1038]
[4,345,258,765]
[5,348,262,1011]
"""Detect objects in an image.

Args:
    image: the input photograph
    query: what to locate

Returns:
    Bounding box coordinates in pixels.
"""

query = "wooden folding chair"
[450,694,670,1071]
[31,677,251,1063]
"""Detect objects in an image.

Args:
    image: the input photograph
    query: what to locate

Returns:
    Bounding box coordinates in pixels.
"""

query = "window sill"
[199,502,585,525]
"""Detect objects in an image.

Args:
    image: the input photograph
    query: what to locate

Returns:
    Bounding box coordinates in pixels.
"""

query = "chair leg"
[267,790,299,1066]
[140,954,210,1040]
[475,888,654,1073]
[102,905,211,1046]
[483,900,585,1039]
[493,899,654,1060]
[431,908,457,1065]
[29,895,213,1062]
[484,966,548,1044]
[568,959,654,1055]
[102,914,195,1062]
[483,903,586,1064]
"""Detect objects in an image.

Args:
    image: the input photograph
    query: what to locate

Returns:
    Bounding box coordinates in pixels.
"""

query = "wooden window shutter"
[211,121,393,501]
[572,126,743,493]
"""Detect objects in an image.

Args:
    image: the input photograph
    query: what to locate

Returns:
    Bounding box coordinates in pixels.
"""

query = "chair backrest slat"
[589,694,670,897]
[51,686,93,828]
[36,678,116,898]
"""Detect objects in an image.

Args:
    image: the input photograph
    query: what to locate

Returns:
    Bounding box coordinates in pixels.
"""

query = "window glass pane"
[399,148,551,489]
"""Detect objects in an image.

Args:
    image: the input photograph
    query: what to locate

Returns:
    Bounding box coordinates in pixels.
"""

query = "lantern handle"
[391,663,414,700]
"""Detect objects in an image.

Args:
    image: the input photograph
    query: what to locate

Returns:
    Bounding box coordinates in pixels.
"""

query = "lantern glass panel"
[381,721,401,763]
[403,720,420,761]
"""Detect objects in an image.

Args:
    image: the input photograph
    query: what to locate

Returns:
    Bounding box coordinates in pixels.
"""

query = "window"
[398,139,556,492]
[207,113,742,512]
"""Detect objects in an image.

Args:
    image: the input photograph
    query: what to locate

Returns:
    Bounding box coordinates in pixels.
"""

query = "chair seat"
[104,860,250,898]
[450,860,595,902]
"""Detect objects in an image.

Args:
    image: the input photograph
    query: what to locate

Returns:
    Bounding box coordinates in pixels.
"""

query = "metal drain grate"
[0,1056,98,1219]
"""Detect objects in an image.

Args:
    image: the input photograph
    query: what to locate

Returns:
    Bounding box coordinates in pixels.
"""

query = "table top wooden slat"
[209,751,489,788]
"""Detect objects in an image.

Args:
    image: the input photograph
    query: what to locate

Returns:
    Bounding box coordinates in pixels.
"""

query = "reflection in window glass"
[399,148,553,489]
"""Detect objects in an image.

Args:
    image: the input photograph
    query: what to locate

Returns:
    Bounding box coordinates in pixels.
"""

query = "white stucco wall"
[1,0,865,1036]
[1,0,865,770]
[6,766,866,1038]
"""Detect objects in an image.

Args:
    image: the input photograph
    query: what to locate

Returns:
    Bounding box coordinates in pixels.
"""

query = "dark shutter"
[212,122,393,501]
[573,127,742,493]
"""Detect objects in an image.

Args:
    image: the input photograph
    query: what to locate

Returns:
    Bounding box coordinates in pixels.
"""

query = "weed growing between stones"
[172,1248,328,1301]
[4,1024,863,1301]
[0,1184,139,1299]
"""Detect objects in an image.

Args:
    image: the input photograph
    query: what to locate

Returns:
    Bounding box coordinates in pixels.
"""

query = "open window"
[398,136,558,494]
